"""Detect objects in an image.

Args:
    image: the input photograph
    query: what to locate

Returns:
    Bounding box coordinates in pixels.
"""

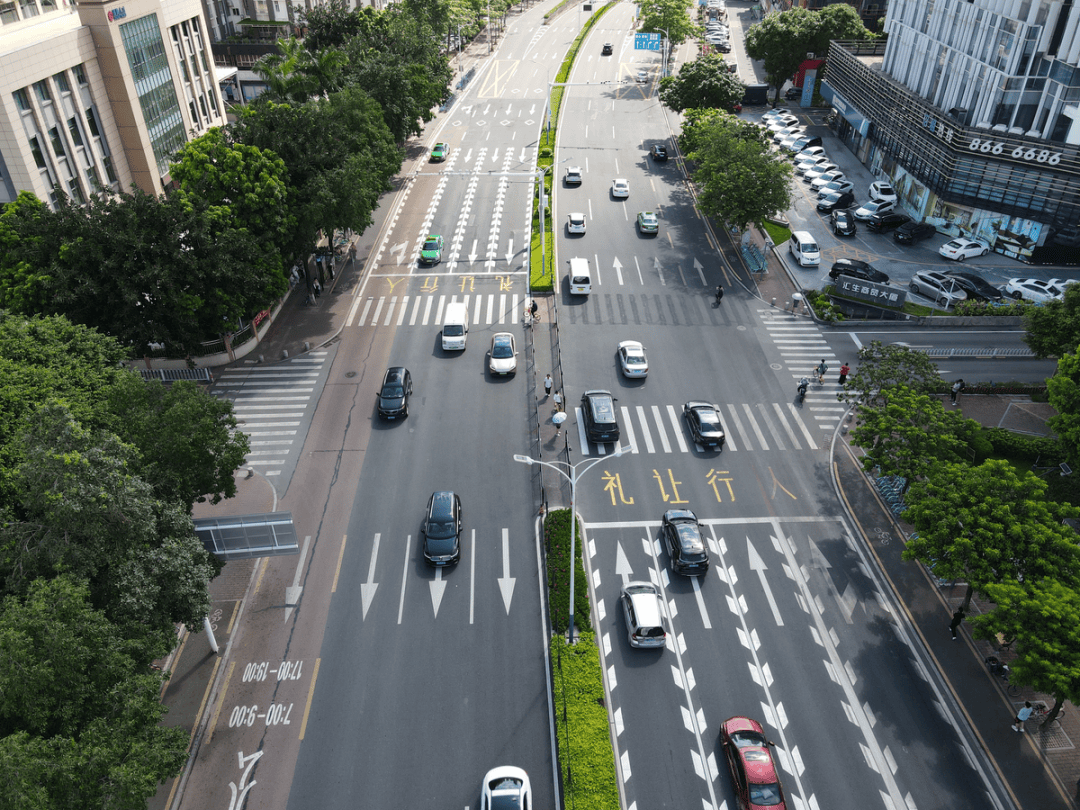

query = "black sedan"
[944,271,1005,302]
[650,144,668,161]
[377,366,412,419]
[866,212,912,233]
[831,209,857,236]
[894,220,938,244]
[829,258,889,284]
[683,401,725,449]
[816,191,855,213]
[661,510,710,576]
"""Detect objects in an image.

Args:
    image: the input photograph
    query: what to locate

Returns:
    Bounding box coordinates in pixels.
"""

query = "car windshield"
[423,239,439,251]
[730,729,769,748]
[444,325,463,336]
[426,520,457,541]
[570,215,584,224]
[625,354,645,365]
[698,410,721,430]
[382,385,403,398]
[492,342,513,359]
[489,779,523,810]
[749,781,783,806]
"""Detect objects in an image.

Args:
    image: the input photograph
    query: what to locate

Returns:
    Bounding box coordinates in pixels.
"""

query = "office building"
[0,0,223,206]
[823,0,1080,261]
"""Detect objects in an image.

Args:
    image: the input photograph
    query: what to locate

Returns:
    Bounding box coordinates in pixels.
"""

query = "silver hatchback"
[620,581,668,649]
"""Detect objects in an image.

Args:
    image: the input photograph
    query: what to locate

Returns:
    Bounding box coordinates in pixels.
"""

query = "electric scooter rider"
[797,377,810,401]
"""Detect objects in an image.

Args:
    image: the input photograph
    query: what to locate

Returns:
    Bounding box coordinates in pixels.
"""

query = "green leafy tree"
[812,4,873,54]
[640,0,697,46]
[744,8,820,102]
[903,459,1080,612]
[234,87,402,256]
[0,575,188,810]
[681,113,792,230]
[849,386,985,480]
[840,340,944,409]
[300,0,369,50]
[971,578,1080,723]
[1023,283,1080,358]
[0,191,51,314]
[1047,348,1080,470]
[659,52,745,113]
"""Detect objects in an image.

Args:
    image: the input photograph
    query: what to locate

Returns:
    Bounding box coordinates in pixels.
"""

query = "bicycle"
[985,656,1021,696]
[1030,701,1063,729]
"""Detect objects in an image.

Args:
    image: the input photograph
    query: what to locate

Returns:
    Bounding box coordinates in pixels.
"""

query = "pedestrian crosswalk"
[214,350,335,484]
[348,292,533,328]
[758,307,849,384]
[576,399,847,456]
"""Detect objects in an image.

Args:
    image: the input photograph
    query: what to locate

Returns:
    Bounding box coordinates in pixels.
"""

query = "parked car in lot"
[939,238,989,261]
[893,220,937,244]
[803,164,840,184]
[816,178,854,198]
[794,156,830,175]
[909,271,968,308]
[853,198,895,221]
[869,181,897,202]
[809,170,847,191]
[830,258,888,283]
[1004,277,1069,302]
[830,209,857,236]
[944,271,1004,302]
[816,190,855,212]
[866,212,911,232]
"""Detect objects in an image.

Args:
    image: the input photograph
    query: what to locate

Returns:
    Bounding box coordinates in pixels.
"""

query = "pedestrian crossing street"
[758,307,849,385]
[576,397,846,456]
[214,350,335,483]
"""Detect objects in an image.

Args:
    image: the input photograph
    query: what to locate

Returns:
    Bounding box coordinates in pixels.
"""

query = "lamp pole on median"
[514,445,629,642]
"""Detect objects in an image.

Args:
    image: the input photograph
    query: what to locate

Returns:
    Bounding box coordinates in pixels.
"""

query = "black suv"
[581,389,620,444]
[661,510,710,576]
[893,220,937,244]
[422,491,462,566]
[377,366,412,419]
[866,212,912,233]
[650,144,668,161]
[602,43,613,55]
[829,259,889,284]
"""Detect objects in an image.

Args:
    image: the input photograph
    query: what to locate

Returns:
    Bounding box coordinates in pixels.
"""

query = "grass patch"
[761,220,790,246]
[544,509,592,635]
[551,633,620,810]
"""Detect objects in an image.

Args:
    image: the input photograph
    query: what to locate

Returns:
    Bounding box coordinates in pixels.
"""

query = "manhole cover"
[345,371,357,378]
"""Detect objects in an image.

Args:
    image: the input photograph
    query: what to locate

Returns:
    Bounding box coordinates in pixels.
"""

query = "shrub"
[544,509,592,634]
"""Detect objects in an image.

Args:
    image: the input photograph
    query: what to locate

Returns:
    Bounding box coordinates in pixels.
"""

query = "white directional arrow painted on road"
[519,147,527,163]
[491,147,499,162]
[497,528,515,614]
[464,148,473,162]
[469,239,479,263]
[389,242,407,265]
[612,256,624,285]
[747,537,784,626]
[284,535,311,622]
[504,238,515,264]
[430,568,446,617]
[615,541,634,586]
[360,533,380,620]
[693,257,706,285]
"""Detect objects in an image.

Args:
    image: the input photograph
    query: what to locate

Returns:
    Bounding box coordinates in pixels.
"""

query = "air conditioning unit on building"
[806,52,815,59]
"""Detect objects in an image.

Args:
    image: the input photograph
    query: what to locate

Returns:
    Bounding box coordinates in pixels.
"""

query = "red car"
[720,716,787,809]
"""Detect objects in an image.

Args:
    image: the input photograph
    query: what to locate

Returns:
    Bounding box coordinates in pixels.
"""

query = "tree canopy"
[1047,348,1080,472]
[840,340,945,410]
[640,0,697,46]
[1023,283,1080,358]
[659,53,745,113]
[679,109,793,230]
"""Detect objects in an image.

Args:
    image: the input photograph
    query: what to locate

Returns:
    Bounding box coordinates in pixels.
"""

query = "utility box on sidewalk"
[741,84,769,106]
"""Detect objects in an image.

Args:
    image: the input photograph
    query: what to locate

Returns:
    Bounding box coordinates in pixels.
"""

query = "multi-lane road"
[178,3,1048,810]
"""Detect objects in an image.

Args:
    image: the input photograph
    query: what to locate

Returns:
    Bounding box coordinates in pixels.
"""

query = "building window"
[179,58,190,81]
[39,0,55,10]
[13,87,30,111]
[29,136,47,168]
[18,0,39,18]
[53,72,70,93]
[102,154,117,183]
[189,100,198,122]
[86,164,102,191]
[67,178,85,204]
[34,80,51,102]
[0,3,19,25]
[198,95,208,118]
[67,116,84,147]
[49,126,65,157]
[85,107,100,138]
[73,63,87,85]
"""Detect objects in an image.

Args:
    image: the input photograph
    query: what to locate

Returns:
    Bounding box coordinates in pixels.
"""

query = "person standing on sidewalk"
[949,608,965,639]
[1013,701,1034,732]
[951,379,965,405]
[553,390,563,414]
[838,363,850,385]
[544,374,553,398]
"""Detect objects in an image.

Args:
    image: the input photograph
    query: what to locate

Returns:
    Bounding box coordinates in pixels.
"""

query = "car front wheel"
[938,297,950,307]
[909,282,919,293]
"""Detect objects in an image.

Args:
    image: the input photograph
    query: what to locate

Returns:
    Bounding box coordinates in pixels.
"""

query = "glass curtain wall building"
[822,0,1080,260]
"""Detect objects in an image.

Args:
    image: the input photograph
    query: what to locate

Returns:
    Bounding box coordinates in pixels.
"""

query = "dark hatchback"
[829,258,889,284]
[893,220,938,244]
[661,509,710,576]
[421,491,462,566]
[945,271,1005,302]
[602,43,613,55]
[816,191,855,213]
[650,144,668,161]
[377,366,412,419]
[866,212,912,233]
[830,209,857,236]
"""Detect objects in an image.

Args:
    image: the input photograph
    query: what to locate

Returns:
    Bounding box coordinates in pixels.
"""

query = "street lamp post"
[514,446,629,641]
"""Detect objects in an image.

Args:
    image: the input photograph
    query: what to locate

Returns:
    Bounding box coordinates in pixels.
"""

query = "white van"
[441,302,469,351]
[569,258,592,295]
[788,230,821,267]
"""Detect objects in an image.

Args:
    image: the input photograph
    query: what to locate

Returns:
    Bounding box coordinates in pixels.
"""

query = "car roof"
[619,340,644,351]
[384,366,407,381]
[686,400,716,411]
[664,508,697,521]
[492,332,513,344]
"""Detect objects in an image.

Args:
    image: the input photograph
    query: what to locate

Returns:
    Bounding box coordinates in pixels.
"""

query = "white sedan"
[611,178,630,198]
[938,238,989,262]
[1003,278,1067,302]
[803,163,839,182]
[617,340,648,378]
[480,767,531,810]
[869,181,897,202]
[853,198,895,221]
[809,171,846,191]
[487,332,517,375]
[567,212,586,234]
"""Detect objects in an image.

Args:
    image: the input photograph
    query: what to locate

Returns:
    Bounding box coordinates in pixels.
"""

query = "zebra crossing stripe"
[741,403,770,450]
[771,403,802,450]
[787,404,818,449]
[651,405,672,453]
[633,406,656,453]
[666,405,689,453]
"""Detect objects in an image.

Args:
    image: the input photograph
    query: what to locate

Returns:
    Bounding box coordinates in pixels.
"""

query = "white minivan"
[441,302,469,351]
[788,230,821,267]
[569,257,592,295]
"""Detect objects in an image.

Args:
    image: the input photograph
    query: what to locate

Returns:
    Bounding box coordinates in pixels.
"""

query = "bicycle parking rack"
[741,243,767,274]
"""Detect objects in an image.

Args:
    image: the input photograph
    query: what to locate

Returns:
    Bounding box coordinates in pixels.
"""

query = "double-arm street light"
[514,446,629,641]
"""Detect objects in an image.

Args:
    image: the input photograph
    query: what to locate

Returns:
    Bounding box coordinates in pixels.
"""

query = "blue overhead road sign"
[635,32,662,50]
